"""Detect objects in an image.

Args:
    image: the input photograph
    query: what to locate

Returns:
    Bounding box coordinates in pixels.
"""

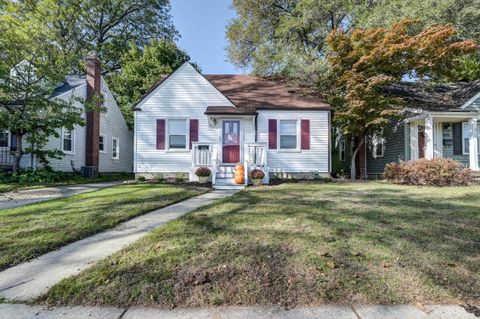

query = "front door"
[222,120,240,163]
[418,125,425,159]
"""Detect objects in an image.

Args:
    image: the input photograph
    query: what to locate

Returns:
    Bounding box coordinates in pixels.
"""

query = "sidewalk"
[0,303,477,319]
[0,181,125,210]
[0,190,237,301]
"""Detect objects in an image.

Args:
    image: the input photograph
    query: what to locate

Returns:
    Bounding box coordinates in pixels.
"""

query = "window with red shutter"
[156,119,165,150]
[189,119,199,149]
[301,119,310,150]
[268,119,277,149]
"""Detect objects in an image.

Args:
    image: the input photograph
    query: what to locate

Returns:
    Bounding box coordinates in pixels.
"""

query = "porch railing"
[191,143,218,184]
[191,142,269,185]
[244,143,268,184]
[0,147,15,166]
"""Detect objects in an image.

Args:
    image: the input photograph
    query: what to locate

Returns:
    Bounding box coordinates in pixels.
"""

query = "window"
[339,140,346,161]
[462,122,480,154]
[168,119,187,149]
[373,135,385,158]
[0,131,9,147]
[279,120,297,149]
[99,135,106,153]
[112,137,119,159]
[62,128,74,153]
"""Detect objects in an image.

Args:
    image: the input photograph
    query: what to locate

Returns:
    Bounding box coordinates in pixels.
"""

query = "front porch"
[191,142,269,189]
[408,112,479,171]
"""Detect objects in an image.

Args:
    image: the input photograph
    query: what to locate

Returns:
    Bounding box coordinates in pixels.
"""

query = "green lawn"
[41,182,480,308]
[0,172,134,194]
[0,183,207,270]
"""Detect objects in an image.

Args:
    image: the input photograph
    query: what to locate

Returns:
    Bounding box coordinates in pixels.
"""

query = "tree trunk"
[13,134,23,174]
[350,137,365,181]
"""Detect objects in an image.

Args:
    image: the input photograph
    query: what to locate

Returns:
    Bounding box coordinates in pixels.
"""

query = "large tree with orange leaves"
[327,19,477,179]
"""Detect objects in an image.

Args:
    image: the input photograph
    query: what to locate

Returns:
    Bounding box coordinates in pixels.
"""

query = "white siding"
[134,63,235,173]
[134,63,331,175]
[257,110,330,173]
[39,85,87,172]
[23,77,133,172]
[98,78,133,172]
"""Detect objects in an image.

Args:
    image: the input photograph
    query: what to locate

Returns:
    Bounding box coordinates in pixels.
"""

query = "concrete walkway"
[0,181,126,210]
[0,190,237,301]
[0,303,478,319]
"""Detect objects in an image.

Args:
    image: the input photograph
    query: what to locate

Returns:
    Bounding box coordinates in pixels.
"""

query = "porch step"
[214,178,245,190]
[216,165,237,179]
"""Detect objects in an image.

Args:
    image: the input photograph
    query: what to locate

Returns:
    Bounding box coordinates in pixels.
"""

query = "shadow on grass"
[42,183,480,307]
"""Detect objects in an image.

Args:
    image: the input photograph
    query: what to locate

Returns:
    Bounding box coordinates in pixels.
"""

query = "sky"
[170,0,243,75]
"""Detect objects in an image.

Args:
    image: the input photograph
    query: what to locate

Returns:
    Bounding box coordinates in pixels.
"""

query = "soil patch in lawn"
[41,182,480,307]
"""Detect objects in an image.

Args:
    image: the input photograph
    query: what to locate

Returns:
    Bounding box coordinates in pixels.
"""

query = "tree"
[226,0,353,85]
[108,39,194,128]
[0,1,85,173]
[17,0,178,73]
[327,20,477,179]
[227,0,480,84]
[353,0,480,82]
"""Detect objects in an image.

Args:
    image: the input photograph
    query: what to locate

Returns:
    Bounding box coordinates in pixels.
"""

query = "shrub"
[2,169,78,185]
[384,158,472,186]
[137,176,146,182]
[249,169,265,180]
[195,167,211,177]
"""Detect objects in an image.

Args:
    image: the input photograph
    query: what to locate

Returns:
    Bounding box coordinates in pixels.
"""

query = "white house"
[133,62,331,189]
[0,56,133,175]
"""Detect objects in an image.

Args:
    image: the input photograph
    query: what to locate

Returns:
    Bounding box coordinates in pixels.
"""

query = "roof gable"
[133,62,234,111]
[461,91,480,111]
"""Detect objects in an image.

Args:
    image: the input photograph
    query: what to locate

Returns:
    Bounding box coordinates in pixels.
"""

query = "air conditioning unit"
[81,166,98,178]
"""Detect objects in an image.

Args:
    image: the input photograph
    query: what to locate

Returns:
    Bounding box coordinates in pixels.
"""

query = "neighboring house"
[133,62,331,189]
[333,81,480,178]
[0,56,133,175]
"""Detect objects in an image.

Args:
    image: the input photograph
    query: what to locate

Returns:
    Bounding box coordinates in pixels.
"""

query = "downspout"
[254,113,258,142]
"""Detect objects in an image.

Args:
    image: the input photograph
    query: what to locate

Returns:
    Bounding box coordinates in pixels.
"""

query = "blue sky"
[170,0,243,74]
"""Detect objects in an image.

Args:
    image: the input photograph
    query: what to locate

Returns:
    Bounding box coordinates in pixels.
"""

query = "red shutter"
[301,119,310,150]
[268,119,277,149]
[156,119,165,150]
[189,119,199,149]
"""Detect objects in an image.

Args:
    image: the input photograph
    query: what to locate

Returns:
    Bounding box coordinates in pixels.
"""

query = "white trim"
[461,91,480,110]
[372,135,385,159]
[112,137,119,160]
[410,124,419,160]
[468,118,479,170]
[462,121,480,156]
[99,134,107,154]
[462,122,470,155]
[220,119,242,163]
[278,119,300,151]
[167,118,189,151]
[61,127,75,155]
[424,115,434,160]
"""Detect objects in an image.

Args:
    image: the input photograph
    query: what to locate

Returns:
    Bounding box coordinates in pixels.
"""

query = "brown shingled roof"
[204,74,331,111]
[132,63,332,111]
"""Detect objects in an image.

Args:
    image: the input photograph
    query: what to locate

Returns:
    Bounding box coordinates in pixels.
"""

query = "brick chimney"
[83,53,101,177]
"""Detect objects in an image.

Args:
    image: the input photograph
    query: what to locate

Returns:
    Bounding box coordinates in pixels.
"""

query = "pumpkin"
[235,163,244,174]
[234,175,245,184]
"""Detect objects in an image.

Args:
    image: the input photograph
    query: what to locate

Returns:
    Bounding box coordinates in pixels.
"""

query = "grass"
[0,172,134,194]
[0,183,207,270]
[41,182,480,308]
